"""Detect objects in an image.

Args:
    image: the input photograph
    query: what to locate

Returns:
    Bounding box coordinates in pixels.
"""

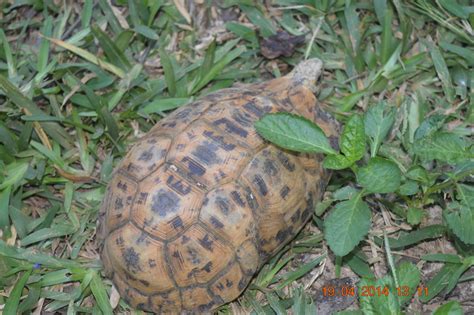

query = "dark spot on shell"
[199,234,214,251]
[302,192,315,221]
[238,278,247,290]
[276,227,293,243]
[280,186,290,199]
[122,247,141,272]
[172,250,184,265]
[198,301,215,312]
[138,148,153,161]
[210,216,224,229]
[231,191,246,207]
[226,279,233,288]
[140,279,150,286]
[181,156,206,176]
[151,189,180,217]
[213,118,248,138]
[277,152,296,172]
[136,192,149,205]
[114,198,123,209]
[175,107,192,119]
[148,259,157,268]
[192,141,221,165]
[181,235,190,244]
[216,283,225,291]
[167,175,192,196]
[187,248,200,264]
[136,233,147,244]
[162,121,177,128]
[137,302,146,309]
[116,236,124,246]
[170,216,185,230]
[253,175,268,196]
[244,101,266,118]
[202,261,213,273]
[203,130,236,151]
[232,110,253,127]
[216,196,230,215]
[291,208,301,223]
[117,181,128,192]
[263,159,278,176]
[245,188,259,210]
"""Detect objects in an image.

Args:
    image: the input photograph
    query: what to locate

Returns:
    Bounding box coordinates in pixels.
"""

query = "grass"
[0,0,473,314]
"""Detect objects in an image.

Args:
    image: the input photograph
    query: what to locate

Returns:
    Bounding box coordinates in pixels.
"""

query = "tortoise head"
[287,58,323,92]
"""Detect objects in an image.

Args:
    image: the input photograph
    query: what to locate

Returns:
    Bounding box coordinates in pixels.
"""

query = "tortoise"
[97,58,339,314]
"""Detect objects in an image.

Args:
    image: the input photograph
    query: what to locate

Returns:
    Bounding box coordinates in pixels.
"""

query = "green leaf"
[276,254,326,289]
[191,46,245,94]
[255,113,336,154]
[380,9,395,64]
[139,97,191,114]
[44,36,125,78]
[324,193,371,256]
[134,25,159,40]
[240,5,276,37]
[433,301,464,315]
[199,39,217,84]
[0,162,28,190]
[456,184,474,206]
[159,47,177,96]
[357,157,401,193]
[420,263,459,302]
[444,261,473,295]
[422,253,462,264]
[378,225,446,249]
[3,268,33,315]
[423,40,455,102]
[90,271,114,314]
[226,22,258,44]
[323,154,353,170]
[440,41,474,66]
[445,204,474,245]
[0,185,11,228]
[396,262,421,306]
[0,240,81,269]
[364,101,395,157]
[91,25,131,71]
[438,0,469,19]
[21,224,77,246]
[398,180,419,196]
[407,207,423,225]
[340,114,365,162]
[0,75,72,149]
[414,132,472,164]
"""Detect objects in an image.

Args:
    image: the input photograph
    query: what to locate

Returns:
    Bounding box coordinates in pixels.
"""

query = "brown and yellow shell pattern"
[97,59,339,314]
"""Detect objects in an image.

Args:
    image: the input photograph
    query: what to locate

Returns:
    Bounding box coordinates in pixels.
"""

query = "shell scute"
[130,164,203,240]
[104,224,175,293]
[167,225,234,287]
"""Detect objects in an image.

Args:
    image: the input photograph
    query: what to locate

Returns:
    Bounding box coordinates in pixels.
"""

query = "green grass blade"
[91,25,132,71]
[44,36,125,78]
[159,47,177,96]
[90,271,114,314]
[3,267,33,315]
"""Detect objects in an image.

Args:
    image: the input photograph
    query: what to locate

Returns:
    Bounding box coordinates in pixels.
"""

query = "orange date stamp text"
[321,285,429,297]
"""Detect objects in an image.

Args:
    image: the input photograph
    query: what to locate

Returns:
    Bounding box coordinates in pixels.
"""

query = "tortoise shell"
[97,59,339,314]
